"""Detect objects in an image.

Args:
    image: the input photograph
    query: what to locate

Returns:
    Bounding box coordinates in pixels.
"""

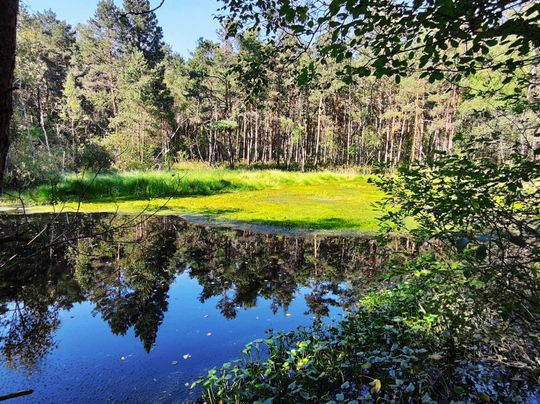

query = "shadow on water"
[0,213,413,400]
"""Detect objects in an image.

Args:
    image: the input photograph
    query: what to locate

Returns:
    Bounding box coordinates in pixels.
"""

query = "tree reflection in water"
[0,213,410,374]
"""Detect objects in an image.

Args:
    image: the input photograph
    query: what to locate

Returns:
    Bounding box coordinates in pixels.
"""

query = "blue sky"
[21,0,221,58]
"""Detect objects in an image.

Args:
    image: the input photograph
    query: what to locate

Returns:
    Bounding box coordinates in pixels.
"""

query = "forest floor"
[0,167,385,232]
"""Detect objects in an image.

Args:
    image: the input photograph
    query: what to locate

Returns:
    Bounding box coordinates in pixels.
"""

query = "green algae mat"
[1,170,384,232]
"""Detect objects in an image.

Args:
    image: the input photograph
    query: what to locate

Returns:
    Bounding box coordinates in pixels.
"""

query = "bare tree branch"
[120,0,165,16]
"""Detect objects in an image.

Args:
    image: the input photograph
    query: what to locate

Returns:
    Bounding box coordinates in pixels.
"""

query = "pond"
[0,213,400,402]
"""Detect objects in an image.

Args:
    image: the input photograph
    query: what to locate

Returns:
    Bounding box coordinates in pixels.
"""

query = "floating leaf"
[370,379,381,393]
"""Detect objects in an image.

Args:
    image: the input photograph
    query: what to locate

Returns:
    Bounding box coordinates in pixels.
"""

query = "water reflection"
[0,214,407,376]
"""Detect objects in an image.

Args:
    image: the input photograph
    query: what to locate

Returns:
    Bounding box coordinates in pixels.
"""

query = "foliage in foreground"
[374,143,540,332]
[195,142,539,401]
[194,256,537,402]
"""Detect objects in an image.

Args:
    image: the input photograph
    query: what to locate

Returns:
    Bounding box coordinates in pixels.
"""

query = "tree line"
[6,0,537,188]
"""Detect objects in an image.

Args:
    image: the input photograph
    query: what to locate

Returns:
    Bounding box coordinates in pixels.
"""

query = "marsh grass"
[31,169,363,203]
[4,167,385,232]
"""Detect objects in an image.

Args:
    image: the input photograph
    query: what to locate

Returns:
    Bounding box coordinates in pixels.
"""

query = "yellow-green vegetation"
[3,168,384,232]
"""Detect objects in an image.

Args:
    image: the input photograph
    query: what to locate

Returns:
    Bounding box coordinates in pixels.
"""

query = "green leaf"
[475,244,487,261]
[419,54,430,68]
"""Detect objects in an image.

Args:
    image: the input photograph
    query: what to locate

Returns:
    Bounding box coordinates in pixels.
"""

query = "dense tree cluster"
[7,0,537,187]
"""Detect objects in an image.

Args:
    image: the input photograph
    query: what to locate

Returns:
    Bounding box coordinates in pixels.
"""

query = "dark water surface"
[0,214,391,403]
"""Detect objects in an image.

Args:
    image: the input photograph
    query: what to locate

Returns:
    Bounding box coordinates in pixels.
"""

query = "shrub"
[5,138,65,189]
[76,142,113,172]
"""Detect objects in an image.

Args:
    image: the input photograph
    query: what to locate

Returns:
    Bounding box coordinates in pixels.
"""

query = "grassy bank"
[2,168,385,232]
[29,168,364,202]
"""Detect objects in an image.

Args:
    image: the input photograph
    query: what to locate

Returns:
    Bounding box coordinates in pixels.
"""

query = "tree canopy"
[220,0,540,85]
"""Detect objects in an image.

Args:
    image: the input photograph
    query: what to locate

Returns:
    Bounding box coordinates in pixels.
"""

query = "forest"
[0,0,538,402]
[5,0,537,186]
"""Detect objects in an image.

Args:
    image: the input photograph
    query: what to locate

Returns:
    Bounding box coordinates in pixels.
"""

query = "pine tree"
[75,0,123,131]
[121,0,165,67]
[106,51,168,169]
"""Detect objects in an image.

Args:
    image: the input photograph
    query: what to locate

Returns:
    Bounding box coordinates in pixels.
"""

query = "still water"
[0,214,389,402]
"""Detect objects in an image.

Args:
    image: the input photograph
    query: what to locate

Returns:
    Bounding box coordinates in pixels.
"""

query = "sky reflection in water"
[0,214,391,402]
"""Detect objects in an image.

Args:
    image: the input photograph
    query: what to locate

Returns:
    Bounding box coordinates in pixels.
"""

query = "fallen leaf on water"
[370,379,382,394]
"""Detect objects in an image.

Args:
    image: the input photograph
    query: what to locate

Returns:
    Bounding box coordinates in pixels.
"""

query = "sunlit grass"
[2,168,386,232]
[29,168,363,202]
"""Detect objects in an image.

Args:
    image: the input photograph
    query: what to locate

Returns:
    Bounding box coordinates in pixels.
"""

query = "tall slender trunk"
[276,117,281,167]
[242,113,247,161]
[346,110,352,166]
[0,0,19,190]
[226,130,234,168]
[396,118,405,164]
[301,125,306,172]
[268,120,273,163]
[314,95,322,168]
[389,116,395,165]
[247,111,253,165]
[235,126,240,161]
[411,90,420,163]
[37,88,52,157]
[254,111,259,162]
[384,120,390,164]
[418,92,425,162]
[346,89,352,166]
